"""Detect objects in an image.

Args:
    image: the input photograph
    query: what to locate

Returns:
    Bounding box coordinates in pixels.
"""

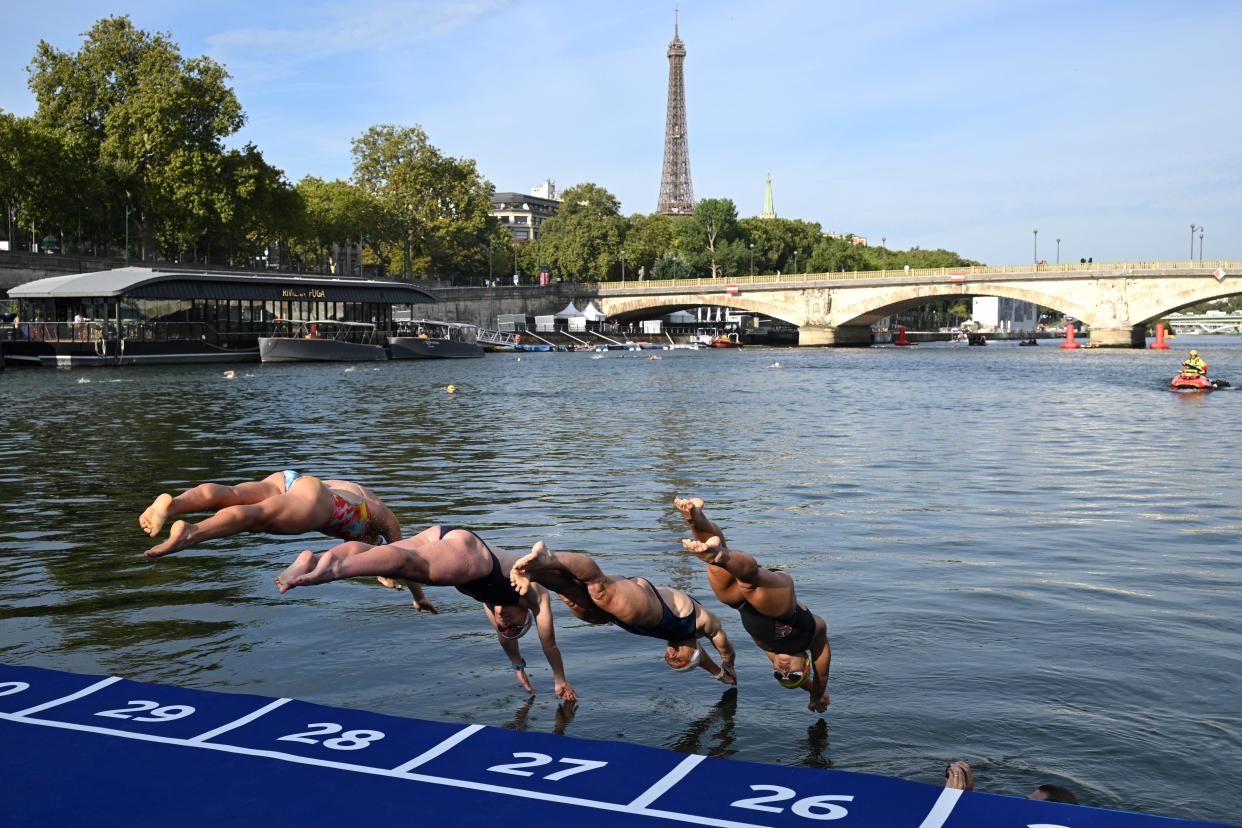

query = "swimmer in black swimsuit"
[275,525,576,701]
[675,497,831,713]
[511,541,736,685]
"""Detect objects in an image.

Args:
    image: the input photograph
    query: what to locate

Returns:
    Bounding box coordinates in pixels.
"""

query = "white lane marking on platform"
[0,712,770,827]
[628,754,706,809]
[13,676,121,717]
[390,724,484,773]
[186,698,291,743]
[916,786,962,828]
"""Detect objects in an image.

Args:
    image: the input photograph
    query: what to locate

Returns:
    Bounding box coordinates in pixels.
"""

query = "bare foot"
[511,540,556,595]
[144,520,192,558]
[376,576,404,590]
[681,535,727,565]
[674,496,725,545]
[139,493,173,538]
[275,550,317,593]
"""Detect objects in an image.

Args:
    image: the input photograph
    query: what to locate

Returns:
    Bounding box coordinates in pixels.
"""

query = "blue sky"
[3,1,1239,265]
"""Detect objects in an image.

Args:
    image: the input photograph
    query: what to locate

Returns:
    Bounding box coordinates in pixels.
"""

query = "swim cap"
[498,609,533,640]
[1189,350,1198,357]
[667,644,702,672]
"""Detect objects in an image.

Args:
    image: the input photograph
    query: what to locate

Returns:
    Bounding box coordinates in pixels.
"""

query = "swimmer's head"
[494,604,533,639]
[771,650,812,689]
[664,641,702,672]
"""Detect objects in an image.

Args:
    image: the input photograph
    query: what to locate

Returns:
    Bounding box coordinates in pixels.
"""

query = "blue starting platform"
[0,663,1228,828]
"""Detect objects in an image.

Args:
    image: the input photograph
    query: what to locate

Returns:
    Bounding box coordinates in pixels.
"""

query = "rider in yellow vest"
[1182,349,1208,378]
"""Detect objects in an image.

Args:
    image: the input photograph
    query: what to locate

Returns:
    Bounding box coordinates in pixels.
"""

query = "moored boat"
[389,320,484,359]
[259,320,387,362]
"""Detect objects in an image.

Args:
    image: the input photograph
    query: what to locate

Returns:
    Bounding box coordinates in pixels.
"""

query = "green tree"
[27,15,245,260]
[294,176,380,274]
[536,182,625,281]
[652,251,693,280]
[694,198,739,277]
[351,124,494,280]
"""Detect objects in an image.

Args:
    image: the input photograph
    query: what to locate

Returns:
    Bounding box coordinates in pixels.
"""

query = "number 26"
[731,785,854,820]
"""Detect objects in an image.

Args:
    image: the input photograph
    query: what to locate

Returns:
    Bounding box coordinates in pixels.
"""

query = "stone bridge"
[595,261,1242,346]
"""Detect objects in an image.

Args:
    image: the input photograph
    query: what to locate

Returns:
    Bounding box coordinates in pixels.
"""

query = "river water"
[1,335,1239,824]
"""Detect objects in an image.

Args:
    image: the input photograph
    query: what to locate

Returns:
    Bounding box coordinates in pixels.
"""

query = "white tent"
[580,301,608,322]
[554,302,586,319]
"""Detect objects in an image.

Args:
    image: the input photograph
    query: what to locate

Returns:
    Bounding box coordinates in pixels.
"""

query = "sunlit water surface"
[1,335,1239,823]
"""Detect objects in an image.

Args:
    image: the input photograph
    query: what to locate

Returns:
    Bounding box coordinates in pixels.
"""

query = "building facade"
[491,183,561,242]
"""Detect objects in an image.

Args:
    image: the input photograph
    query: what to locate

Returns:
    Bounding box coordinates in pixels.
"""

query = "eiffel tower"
[656,9,694,215]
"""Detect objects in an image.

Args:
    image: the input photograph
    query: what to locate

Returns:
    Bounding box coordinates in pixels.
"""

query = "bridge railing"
[594,260,1242,293]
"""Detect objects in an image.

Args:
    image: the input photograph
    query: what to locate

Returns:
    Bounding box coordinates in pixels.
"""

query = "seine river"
[1,335,1239,824]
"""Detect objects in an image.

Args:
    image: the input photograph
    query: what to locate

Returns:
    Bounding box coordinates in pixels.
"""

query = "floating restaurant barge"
[2,267,436,367]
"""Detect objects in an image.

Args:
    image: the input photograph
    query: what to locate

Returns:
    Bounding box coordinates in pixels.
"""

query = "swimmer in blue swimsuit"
[511,541,737,685]
[275,525,576,701]
[139,471,401,559]
[676,497,831,713]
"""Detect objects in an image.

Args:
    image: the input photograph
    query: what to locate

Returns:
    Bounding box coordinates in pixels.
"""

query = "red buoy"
[895,325,911,346]
[1060,322,1082,349]
[1149,322,1170,349]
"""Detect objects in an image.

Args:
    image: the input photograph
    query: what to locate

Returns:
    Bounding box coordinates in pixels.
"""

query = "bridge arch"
[829,283,1092,328]
[1127,284,1242,323]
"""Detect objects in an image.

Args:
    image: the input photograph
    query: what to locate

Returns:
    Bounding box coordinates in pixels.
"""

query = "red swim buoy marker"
[1149,322,1170,350]
[894,325,911,346]
[1060,322,1081,349]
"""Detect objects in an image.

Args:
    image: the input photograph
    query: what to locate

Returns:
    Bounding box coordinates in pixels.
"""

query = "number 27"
[487,752,607,781]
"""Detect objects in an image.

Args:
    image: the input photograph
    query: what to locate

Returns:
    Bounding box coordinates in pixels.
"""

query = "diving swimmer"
[275,525,577,700]
[139,471,400,558]
[675,497,832,713]
[510,541,737,684]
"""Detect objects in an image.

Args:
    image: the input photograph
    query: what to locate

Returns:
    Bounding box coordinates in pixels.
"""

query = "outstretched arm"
[532,587,577,701]
[806,616,831,714]
[698,606,737,685]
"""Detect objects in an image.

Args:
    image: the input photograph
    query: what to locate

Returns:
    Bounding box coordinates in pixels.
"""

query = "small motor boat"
[1171,373,1230,392]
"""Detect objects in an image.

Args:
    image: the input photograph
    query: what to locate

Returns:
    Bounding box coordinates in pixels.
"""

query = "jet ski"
[1171,372,1230,391]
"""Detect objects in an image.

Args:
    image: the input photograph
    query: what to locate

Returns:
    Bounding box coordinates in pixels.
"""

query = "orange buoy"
[1149,322,1170,349]
[894,325,911,346]
[1060,322,1081,349]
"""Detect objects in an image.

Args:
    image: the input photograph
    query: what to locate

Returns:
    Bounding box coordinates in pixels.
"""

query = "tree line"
[0,16,978,284]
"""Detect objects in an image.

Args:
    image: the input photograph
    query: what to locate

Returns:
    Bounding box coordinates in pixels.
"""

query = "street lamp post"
[621,248,626,282]
[1033,229,1038,265]
[1056,238,1061,265]
[749,243,755,276]
[1190,224,1197,261]
[1199,228,1205,263]
[122,201,134,264]
[487,241,493,286]
[793,249,798,274]
[513,245,519,285]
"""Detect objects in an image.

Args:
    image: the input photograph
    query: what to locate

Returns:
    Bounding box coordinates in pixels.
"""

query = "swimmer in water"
[769,362,783,368]
[139,472,401,561]
[675,497,831,713]
[275,526,576,700]
[511,541,736,684]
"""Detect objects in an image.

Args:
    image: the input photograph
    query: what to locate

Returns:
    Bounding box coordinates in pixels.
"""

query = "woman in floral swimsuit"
[139,471,401,559]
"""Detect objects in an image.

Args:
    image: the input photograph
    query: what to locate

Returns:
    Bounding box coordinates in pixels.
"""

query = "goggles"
[773,651,812,688]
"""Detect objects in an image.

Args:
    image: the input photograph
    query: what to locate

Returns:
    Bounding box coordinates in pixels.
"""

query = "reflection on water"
[2,336,1240,824]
